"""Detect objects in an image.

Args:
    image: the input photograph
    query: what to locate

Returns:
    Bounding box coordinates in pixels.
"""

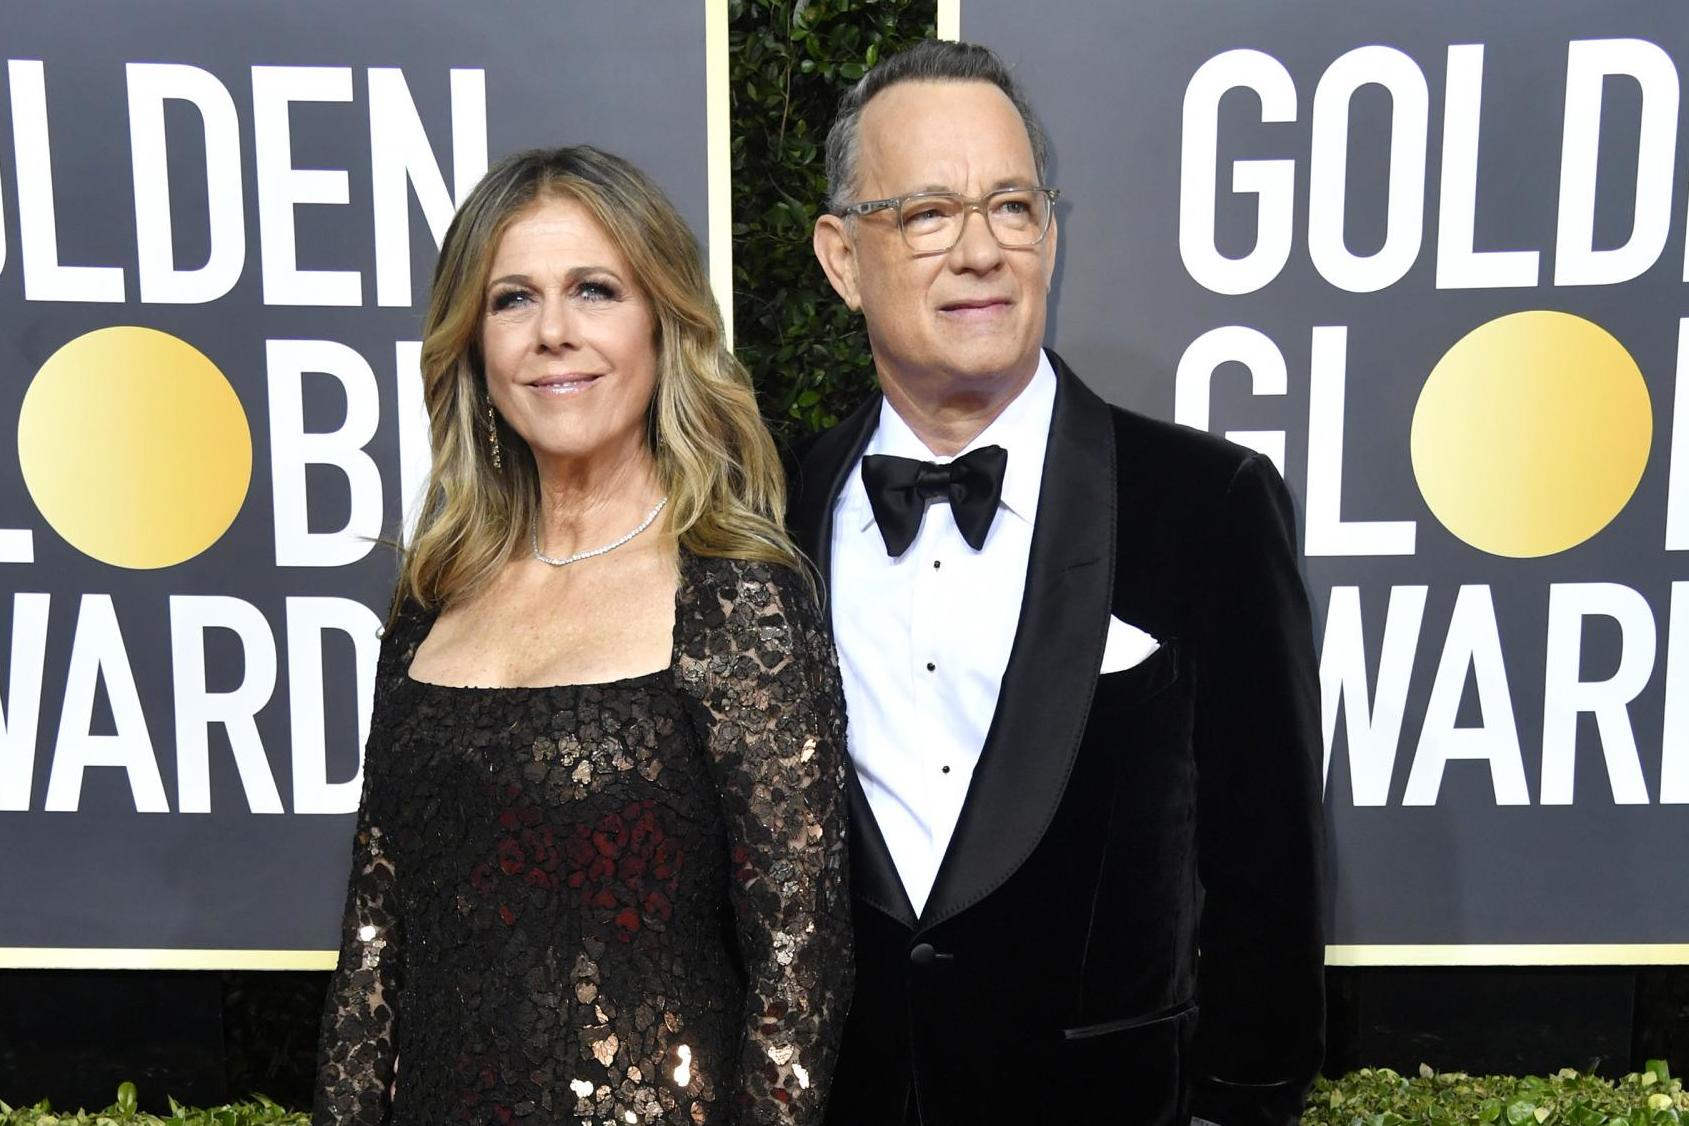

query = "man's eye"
[906,207,948,225]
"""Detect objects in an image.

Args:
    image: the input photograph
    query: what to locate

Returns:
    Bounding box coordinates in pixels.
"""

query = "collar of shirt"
[840,350,1058,535]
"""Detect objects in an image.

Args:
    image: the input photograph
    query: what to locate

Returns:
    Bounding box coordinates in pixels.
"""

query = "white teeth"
[533,376,599,393]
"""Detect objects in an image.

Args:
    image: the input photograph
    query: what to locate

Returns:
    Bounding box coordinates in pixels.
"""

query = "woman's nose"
[535,297,576,350]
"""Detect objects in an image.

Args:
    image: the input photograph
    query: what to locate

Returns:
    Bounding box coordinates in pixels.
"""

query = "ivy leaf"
[729,0,934,443]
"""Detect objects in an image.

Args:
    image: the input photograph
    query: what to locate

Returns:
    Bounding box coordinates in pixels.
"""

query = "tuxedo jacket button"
[909,942,937,966]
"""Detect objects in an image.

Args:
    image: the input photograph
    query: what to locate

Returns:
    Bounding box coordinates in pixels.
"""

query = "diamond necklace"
[531,496,668,568]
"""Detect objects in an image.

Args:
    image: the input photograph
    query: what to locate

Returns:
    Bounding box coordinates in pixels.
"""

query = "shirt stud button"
[933,560,942,569]
[941,765,951,774]
[925,662,936,672]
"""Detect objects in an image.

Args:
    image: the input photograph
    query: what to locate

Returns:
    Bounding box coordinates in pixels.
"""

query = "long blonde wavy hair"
[399,146,798,612]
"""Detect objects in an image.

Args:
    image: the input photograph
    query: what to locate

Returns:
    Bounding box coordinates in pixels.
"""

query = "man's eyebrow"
[893,178,1038,196]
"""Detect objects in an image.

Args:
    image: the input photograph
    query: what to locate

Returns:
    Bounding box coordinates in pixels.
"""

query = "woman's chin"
[521,427,652,471]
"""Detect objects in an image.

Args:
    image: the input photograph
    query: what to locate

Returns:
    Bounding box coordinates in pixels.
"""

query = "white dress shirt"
[830,353,1056,914]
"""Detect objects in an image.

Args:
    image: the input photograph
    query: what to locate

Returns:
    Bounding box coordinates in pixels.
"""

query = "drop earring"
[487,402,502,470]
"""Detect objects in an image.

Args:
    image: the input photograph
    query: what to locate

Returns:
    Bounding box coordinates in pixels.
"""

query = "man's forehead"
[856,79,1037,188]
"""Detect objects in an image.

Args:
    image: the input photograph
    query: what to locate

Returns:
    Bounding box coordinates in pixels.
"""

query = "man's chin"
[935,343,1041,386]
[873,339,1042,397]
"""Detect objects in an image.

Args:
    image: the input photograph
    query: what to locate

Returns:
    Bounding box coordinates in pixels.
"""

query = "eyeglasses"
[838,186,1061,253]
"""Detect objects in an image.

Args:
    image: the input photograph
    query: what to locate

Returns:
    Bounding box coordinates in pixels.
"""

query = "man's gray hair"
[823,39,1050,214]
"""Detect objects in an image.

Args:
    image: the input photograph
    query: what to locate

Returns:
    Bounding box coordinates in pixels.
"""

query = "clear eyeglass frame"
[838,186,1062,253]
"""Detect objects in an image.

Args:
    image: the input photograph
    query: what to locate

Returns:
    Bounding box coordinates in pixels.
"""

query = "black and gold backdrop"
[959,0,1688,957]
[3,0,1685,969]
[0,1,718,961]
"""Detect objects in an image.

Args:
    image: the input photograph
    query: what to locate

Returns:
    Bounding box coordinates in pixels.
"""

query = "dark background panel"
[0,0,711,954]
[962,0,1689,948]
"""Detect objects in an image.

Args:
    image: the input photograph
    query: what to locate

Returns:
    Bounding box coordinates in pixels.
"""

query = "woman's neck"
[531,444,665,560]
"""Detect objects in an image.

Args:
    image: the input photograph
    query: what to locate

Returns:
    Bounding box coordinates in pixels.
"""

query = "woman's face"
[479,196,658,469]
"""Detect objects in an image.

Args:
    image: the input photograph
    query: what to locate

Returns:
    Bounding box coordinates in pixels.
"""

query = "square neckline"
[402,549,688,693]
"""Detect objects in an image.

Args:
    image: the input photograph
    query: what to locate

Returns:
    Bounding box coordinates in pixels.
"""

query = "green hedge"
[6,1066,1685,1125]
[1302,1063,1687,1126]
[0,1083,304,1125]
[730,0,935,441]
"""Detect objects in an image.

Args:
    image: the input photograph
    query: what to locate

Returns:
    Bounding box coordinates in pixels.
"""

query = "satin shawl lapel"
[920,356,1118,929]
[792,392,918,927]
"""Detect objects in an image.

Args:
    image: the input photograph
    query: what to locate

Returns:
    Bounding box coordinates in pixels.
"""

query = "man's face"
[817,80,1057,396]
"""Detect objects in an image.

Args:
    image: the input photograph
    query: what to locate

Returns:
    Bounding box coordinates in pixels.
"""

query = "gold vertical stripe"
[5,944,1687,970]
[0,948,340,970]
[706,0,734,348]
[937,0,961,40]
[1326,944,1689,967]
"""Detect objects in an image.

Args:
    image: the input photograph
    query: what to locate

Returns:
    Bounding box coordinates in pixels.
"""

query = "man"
[794,40,1325,1126]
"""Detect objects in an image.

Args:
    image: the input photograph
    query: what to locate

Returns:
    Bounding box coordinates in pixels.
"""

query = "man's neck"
[877,358,1040,457]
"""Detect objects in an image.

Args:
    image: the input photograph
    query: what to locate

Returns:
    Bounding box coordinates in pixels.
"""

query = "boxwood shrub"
[5,1065,1685,1125]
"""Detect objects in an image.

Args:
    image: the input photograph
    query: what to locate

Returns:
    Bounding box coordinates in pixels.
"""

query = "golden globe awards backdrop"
[0,1,727,968]
[954,0,1689,962]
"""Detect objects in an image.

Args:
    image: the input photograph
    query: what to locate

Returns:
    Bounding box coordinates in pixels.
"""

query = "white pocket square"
[1100,615,1160,674]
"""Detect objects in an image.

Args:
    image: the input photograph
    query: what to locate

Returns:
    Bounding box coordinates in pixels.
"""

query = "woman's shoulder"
[682,551,815,609]
[382,595,432,639]
[375,595,436,679]
[677,550,826,651]
[673,551,839,716]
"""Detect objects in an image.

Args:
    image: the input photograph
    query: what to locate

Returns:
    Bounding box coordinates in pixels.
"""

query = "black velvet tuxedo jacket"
[790,354,1325,1126]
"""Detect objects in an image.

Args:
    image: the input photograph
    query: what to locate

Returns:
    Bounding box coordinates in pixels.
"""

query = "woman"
[312,147,852,1125]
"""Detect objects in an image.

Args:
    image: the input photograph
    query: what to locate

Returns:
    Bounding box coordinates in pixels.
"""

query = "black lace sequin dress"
[312,553,852,1125]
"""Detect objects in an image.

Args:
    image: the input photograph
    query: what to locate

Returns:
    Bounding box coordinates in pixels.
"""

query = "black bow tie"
[860,445,1009,557]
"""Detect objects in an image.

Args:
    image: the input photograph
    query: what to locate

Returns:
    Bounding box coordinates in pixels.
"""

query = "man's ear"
[813,214,862,311]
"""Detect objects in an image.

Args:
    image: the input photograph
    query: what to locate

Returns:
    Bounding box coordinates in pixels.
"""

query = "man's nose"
[949,206,1005,271]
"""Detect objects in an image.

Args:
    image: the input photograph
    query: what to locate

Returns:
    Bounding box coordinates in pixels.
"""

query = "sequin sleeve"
[676,558,854,1125]
[311,607,414,1125]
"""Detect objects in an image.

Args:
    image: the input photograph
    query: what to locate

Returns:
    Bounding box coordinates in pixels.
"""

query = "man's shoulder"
[1051,352,1273,500]
[1113,406,1294,542]
[782,392,881,522]
[1107,402,1267,488]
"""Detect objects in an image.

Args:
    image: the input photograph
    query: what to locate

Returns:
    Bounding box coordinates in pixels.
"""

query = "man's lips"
[938,298,1013,318]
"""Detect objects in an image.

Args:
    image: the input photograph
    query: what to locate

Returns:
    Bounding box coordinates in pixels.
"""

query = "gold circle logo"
[1411,311,1651,558]
[18,326,252,569]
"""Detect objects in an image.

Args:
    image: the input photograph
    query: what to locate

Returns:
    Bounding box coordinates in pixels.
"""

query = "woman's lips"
[528,374,604,395]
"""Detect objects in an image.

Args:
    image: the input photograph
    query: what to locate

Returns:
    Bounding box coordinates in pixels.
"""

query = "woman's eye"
[576,280,618,302]
[490,289,530,313]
